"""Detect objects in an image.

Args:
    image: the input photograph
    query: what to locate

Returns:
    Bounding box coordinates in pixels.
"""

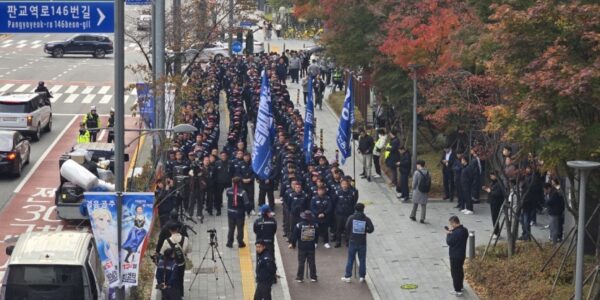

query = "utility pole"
[113,0,125,298]
[408,64,422,173]
[172,0,182,75]
[228,0,233,56]
[155,0,165,132]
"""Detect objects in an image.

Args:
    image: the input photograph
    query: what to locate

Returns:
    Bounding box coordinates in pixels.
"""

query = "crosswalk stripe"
[14,84,31,93]
[16,40,27,44]
[81,86,94,94]
[0,84,15,92]
[65,86,78,93]
[2,40,13,44]
[16,44,26,48]
[99,95,112,104]
[98,86,110,94]
[31,44,41,49]
[82,94,95,103]
[1,44,11,48]
[64,94,79,103]
[51,93,62,103]
[50,85,63,93]
[32,40,42,44]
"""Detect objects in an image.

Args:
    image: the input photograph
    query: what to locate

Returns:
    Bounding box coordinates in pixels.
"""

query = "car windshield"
[0,134,12,151]
[0,102,27,113]
[5,265,85,300]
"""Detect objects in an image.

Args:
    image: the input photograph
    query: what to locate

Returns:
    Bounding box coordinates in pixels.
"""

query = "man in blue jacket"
[291,210,318,282]
[226,177,251,248]
[254,240,277,300]
[341,203,374,283]
[446,216,469,297]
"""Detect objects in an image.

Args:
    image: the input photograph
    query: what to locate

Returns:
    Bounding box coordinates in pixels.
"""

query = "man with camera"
[226,177,252,248]
[155,248,182,300]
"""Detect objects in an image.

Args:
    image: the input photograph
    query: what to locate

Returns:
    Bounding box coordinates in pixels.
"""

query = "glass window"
[0,134,13,151]
[0,102,26,113]
[4,265,85,300]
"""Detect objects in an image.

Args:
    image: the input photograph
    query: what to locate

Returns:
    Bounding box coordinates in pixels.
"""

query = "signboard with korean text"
[0,1,114,33]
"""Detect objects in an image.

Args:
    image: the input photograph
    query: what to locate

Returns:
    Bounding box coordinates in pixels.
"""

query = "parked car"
[0,92,52,141]
[1,231,108,300]
[185,39,265,63]
[0,130,30,176]
[44,34,114,58]
[137,14,151,31]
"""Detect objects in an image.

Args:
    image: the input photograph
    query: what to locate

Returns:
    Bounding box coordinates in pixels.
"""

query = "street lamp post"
[408,64,423,173]
[567,160,600,300]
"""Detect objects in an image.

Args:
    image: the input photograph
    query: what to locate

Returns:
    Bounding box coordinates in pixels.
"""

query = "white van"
[1,231,107,300]
[0,93,52,141]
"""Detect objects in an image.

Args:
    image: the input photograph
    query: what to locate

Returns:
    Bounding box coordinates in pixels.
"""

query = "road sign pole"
[155,0,165,132]
[114,0,125,297]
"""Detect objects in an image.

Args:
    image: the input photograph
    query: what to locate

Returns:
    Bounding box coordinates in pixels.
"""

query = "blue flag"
[336,75,354,164]
[303,76,314,164]
[252,72,275,180]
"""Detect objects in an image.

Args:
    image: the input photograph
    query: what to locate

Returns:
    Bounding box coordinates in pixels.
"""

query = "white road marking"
[31,44,41,49]
[14,115,79,193]
[43,34,50,38]
[81,94,95,103]
[31,40,41,44]
[49,85,62,93]
[16,44,27,48]
[128,43,136,48]
[50,93,62,103]
[99,95,112,104]
[0,84,15,92]
[16,40,27,44]
[64,94,79,103]
[1,44,11,48]
[2,40,13,43]
[81,86,94,94]
[98,86,111,94]
[98,129,106,142]
[65,85,78,93]
[14,84,31,93]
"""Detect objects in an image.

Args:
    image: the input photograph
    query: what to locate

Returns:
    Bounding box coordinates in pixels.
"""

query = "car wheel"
[33,124,41,141]
[52,48,64,58]
[45,116,52,132]
[94,48,106,58]
[25,148,30,165]
[13,159,22,177]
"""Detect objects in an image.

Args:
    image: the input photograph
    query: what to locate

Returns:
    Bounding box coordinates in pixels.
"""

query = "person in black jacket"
[333,178,356,248]
[459,156,474,214]
[254,240,277,300]
[452,152,464,209]
[291,210,318,282]
[358,129,375,181]
[440,147,456,201]
[258,169,276,209]
[311,186,333,248]
[544,183,565,244]
[398,147,412,202]
[155,178,176,227]
[240,153,256,214]
[213,151,233,216]
[446,216,468,297]
[225,177,251,248]
[254,204,278,264]
[483,172,504,238]
[341,203,374,283]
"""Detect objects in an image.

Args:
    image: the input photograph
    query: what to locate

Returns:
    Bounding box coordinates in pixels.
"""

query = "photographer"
[155,178,176,227]
[155,248,182,300]
[159,223,190,298]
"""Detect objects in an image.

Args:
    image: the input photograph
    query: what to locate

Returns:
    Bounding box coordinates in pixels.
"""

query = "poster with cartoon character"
[120,192,154,286]
[85,192,120,288]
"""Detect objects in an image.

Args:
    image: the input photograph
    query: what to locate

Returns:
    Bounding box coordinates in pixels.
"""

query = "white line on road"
[1,44,11,48]
[2,40,12,43]
[14,84,31,93]
[31,40,41,44]
[31,44,41,49]
[16,44,26,48]
[51,93,62,103]
[99,95,112,104]
[98,86,110,94]
[0,84,14,92]
[81,86,94,94]
[81,94,95,103]
[16,40,27,44]
[64,94,79,103]
[14,115,78,193]
[65,86,78,93]
[43,34,50,38]
[50,85,62,93]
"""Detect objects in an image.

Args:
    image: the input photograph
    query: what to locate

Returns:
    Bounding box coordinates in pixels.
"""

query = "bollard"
[468,231,475,259]
[283,43,286,52]
[267,43,270,53]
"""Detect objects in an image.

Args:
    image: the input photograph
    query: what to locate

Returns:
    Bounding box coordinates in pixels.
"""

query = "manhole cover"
[401,284,418,290]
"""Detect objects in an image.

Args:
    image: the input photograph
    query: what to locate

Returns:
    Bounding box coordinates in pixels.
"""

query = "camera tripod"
[188,230,235,290]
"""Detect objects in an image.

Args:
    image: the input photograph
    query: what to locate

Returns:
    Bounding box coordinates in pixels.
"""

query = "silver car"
[0,93,52,141]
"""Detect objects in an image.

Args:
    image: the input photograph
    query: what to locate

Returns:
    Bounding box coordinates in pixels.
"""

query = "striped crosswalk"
[0,83,138,106]
[0,39,141,51]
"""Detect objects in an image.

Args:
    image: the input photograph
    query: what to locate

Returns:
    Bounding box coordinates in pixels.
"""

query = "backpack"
[417,170,431,193]
[166,237,186,266]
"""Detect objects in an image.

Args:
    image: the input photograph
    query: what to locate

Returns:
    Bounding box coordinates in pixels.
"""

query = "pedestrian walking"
[225,177,251,248]
[358,128,375,181]
[254,240,277,300]
[446,216,468,297]
[341,203,374,283]
[409,160,430,223]
[291,210,318,282]
[384,130,400,194]
[372,128,386,178]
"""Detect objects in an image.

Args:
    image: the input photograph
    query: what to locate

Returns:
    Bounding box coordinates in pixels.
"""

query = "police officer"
[254,204,277,263]
[311,185,333,248]
[226,177,251,248]
[214,151,233,216]
[291,210,318,282]
[287,181,308,244]
[77,122,91,143]
[240,153,256,214]
[107,107,115,143]
[254,240,277,300]
[334,178,357,248]
[83,106,101,142]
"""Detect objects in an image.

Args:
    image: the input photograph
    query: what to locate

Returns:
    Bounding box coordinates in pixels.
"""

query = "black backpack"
[166,237,186,266]
[417,170,431,193]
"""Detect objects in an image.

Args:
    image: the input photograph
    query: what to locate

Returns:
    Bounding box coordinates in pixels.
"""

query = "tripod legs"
[188,243,235,291]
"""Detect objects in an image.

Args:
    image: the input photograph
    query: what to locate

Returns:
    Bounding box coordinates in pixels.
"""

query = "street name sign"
[0,1,114,33]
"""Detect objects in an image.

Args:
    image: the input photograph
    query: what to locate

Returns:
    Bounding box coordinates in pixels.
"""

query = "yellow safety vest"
[77,130,91,143]
[384,141,392,159]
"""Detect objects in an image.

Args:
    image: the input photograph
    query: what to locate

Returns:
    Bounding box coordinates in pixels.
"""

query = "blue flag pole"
[303,76,314,164]
[336,74,354,165]
[251,71,275,180]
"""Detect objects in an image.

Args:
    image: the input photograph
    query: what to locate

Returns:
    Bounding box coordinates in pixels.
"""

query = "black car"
[0,130,30,177]
[44,34,113,58]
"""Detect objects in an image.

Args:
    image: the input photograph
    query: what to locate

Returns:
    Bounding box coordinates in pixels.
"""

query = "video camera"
[207,228,217,245]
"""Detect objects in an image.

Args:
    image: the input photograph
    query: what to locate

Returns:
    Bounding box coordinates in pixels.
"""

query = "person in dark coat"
[245,30,254,55]
[341,203,374,283]
[254,204,277,264]
[398,147,412,202]
[291,210,318,282]
[258,170,276,209]
[459,156,474,214]
[519,166,541,241]
[452,152,464,210]
[446,216,468,297]
[333,178,357,248]
[213,151,233,216]
[358,129,375,181]
[440,147,456,201]
[311,186,333,248]
[155,248,182,300]
[156,179,176,227]
[545,182,565,244]
[484,172,504,238]
[275,57,287,84]
[253,240,277,300]
[225,177,251,248]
